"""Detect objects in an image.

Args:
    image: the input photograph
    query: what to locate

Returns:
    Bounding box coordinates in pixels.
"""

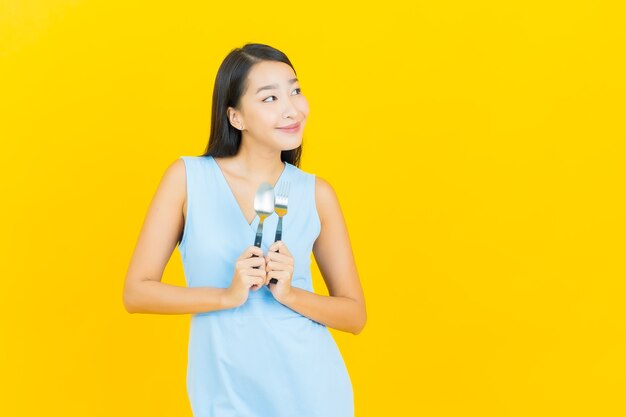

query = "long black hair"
[201,43,302,167]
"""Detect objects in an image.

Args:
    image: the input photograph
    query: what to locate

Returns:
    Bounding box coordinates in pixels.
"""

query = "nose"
[282,97,298,119]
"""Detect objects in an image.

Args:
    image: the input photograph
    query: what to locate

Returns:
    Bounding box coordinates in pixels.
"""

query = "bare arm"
[281,177,367,334]
[123,158,230,314]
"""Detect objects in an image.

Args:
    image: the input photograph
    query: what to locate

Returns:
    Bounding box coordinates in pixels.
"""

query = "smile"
[276,122,301,133]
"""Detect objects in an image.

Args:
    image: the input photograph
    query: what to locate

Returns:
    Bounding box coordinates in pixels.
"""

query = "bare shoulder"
[150,157,189,236]
[163,157,186,185]
[314,175,341,223]
[160,158,187,211]
[146,157,188,240]
[314,175,335,195]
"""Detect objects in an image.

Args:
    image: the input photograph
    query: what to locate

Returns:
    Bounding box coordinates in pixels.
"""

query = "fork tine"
[275,181,286,199]
[280,180,289,198]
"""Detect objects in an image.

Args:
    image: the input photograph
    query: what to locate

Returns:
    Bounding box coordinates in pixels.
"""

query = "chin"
[288,138,303,150]
[276,136,303,151]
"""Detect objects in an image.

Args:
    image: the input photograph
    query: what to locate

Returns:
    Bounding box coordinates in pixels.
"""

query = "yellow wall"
[1,1,624,415]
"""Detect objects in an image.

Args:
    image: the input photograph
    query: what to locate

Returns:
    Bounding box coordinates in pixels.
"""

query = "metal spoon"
[253,182,275,248]
[251,183,274,287]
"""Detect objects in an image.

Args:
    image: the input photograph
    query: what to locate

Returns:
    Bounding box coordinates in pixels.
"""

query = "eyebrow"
[255,78,299,94]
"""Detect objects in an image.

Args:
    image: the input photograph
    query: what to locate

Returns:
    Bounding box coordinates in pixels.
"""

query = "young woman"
[123,43,366,417]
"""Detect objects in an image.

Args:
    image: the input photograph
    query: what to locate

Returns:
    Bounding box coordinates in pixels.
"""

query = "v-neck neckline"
[209,155,289,231]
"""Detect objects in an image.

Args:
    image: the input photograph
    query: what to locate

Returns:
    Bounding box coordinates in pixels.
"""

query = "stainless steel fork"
[268,180,289,286]
[274,180,290,242]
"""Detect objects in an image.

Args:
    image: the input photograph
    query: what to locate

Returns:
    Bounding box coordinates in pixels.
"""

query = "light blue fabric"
[177,155,354,417]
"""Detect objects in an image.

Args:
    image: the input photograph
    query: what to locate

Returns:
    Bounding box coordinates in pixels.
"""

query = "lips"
[277,122,301,129]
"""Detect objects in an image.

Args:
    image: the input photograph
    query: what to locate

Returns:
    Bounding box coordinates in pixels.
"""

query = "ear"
[227,107,243,130]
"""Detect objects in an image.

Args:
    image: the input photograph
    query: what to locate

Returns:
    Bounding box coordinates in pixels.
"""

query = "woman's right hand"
[224,246,267,308]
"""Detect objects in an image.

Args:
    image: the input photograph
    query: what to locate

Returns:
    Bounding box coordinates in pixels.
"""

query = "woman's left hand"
[265,241,294,303]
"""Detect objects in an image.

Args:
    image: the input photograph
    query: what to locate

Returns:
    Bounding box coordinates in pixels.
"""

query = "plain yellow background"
[1,1,625,416]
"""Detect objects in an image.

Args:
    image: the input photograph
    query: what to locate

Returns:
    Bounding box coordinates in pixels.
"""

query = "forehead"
[246,61,296,86]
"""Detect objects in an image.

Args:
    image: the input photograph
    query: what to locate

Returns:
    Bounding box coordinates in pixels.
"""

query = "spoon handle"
[252,221,263,268]
[253,224,263,248]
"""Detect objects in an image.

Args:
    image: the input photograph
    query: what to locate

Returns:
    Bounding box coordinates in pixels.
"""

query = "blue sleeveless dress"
[177,155,354,417]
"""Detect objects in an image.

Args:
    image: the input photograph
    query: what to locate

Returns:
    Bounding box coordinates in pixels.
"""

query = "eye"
[262,88,302,103]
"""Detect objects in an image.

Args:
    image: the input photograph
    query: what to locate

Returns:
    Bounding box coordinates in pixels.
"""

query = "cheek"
[298,98,310,116]
[249,109,275,129]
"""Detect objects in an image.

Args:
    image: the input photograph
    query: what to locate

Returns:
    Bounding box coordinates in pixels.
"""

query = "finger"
[267,270,289,283]
[248,267,267,278]
[266,270,277,284]
[268,241,282,253]
[249,272,265,286]
[269,241,292,256]
[266,260,294,273]
[267,251,293,265]
[241,245,264,259]
[251,246,266,259]
[242,256,266,269]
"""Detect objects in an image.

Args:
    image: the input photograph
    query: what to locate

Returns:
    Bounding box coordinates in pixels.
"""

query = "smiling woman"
[123,43,365,417]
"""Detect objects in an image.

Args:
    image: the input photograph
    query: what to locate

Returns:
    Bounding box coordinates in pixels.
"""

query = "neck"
[227,135,285,182]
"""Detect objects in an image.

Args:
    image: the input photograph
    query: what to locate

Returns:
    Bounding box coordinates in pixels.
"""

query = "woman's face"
[229,60,309,152]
